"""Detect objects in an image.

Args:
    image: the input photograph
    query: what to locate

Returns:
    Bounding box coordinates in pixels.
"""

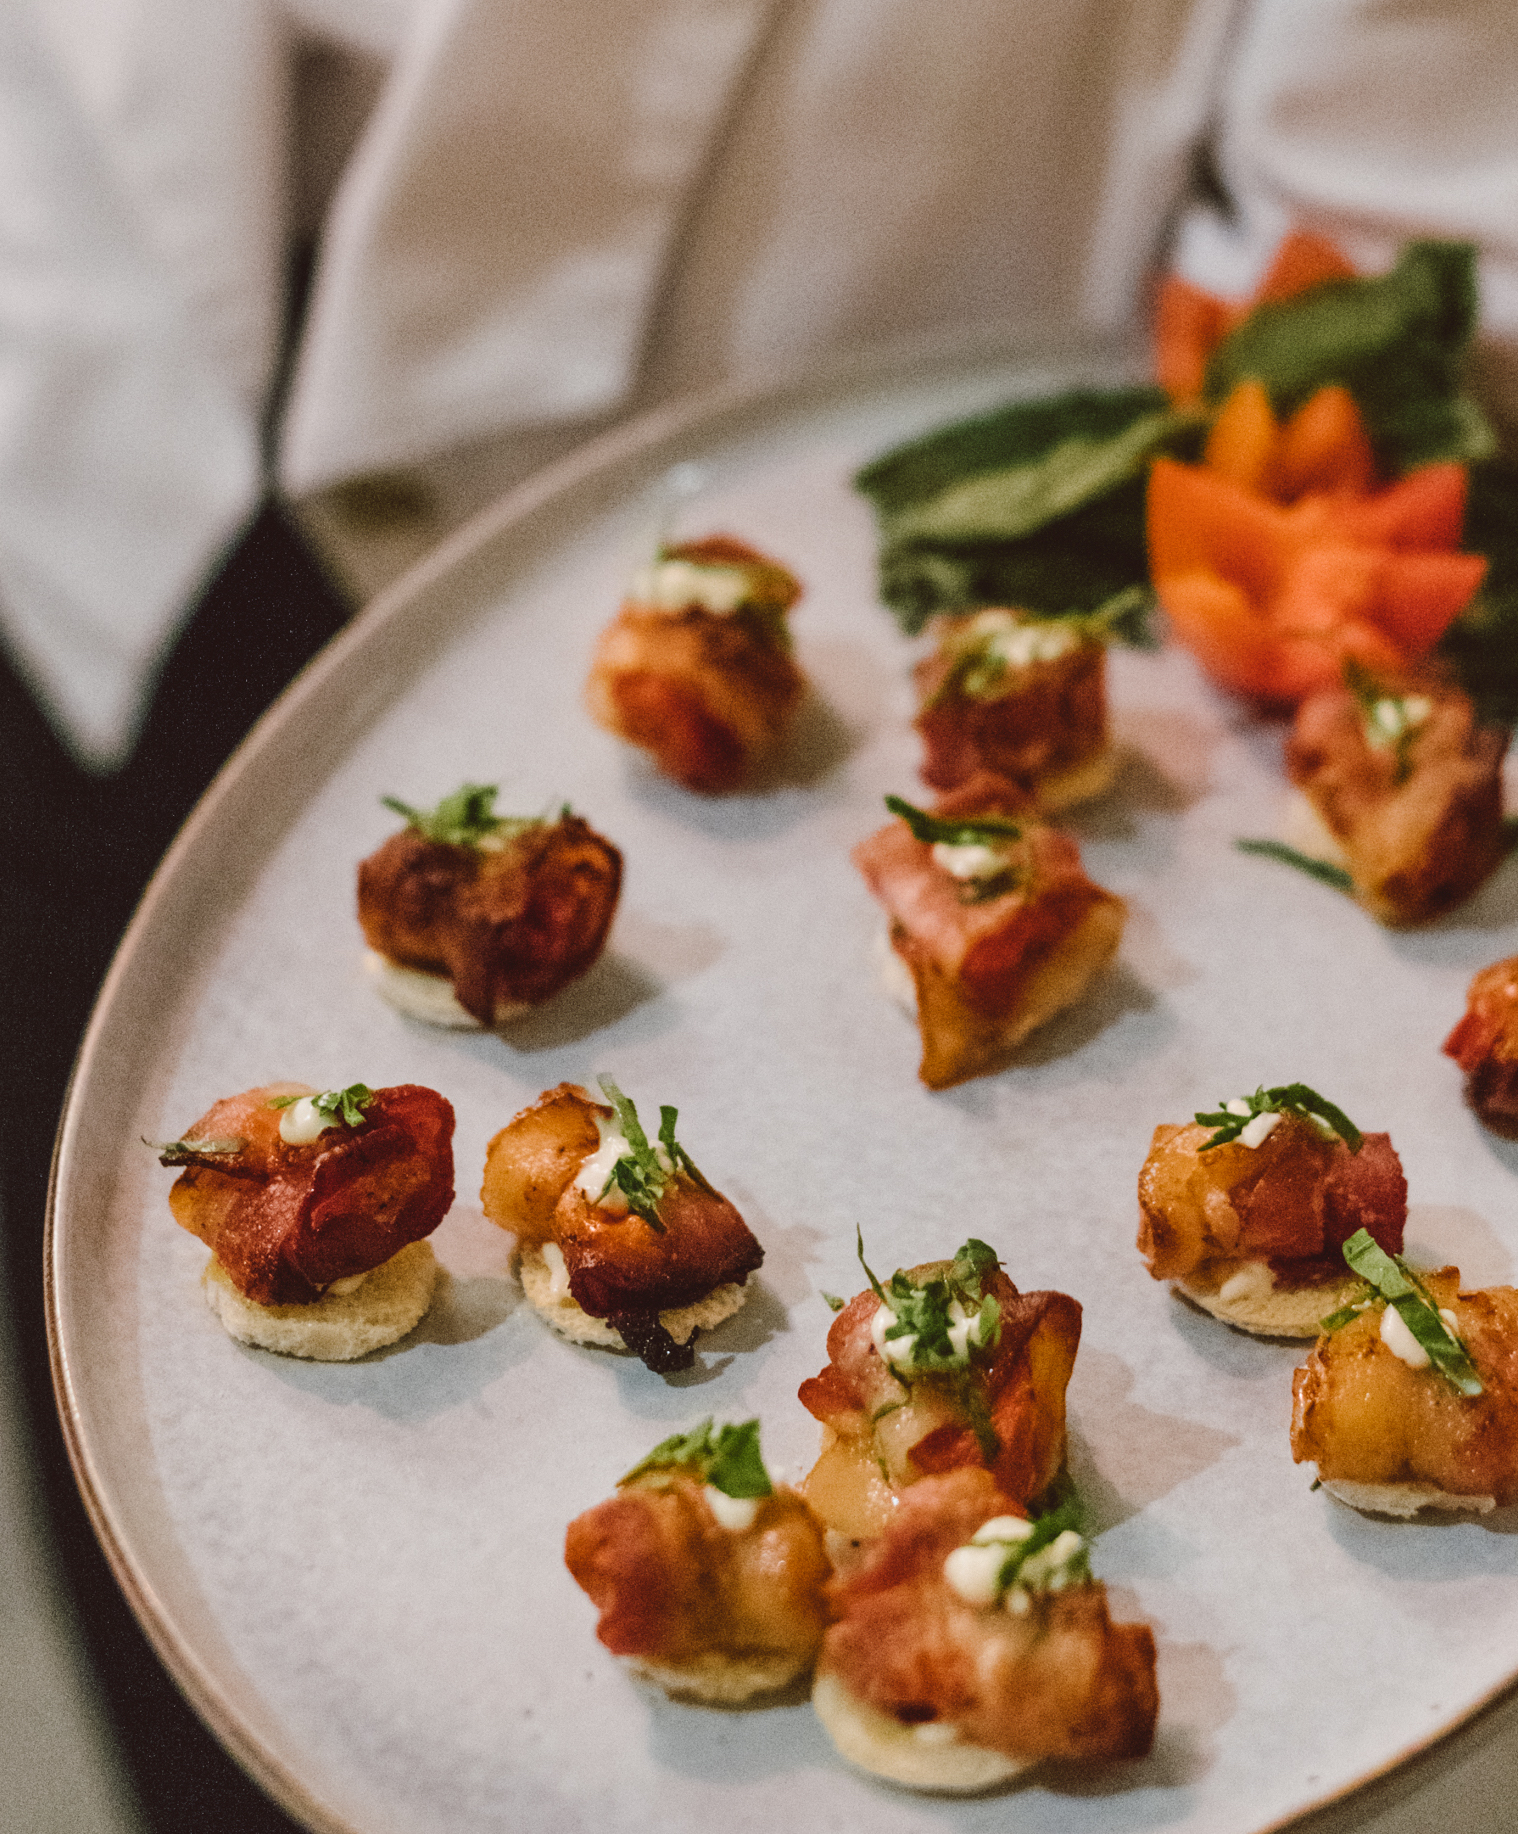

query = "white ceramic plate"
[48,339,1518,1834]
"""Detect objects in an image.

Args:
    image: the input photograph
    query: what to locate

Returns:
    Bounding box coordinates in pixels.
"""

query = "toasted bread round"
[1175,1262,1364,1339]
[1036,744,1117,813]
[202,1240,438,1360]
[630,1649,811,1704]
[1281,790,1349,868]
[517,1242,747,1351]
[1317,1477,1497,1518]
[812,1672,1034,1793]
[362,949,533,1029]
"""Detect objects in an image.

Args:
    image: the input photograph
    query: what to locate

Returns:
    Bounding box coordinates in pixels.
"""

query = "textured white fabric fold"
[0,0,262,770]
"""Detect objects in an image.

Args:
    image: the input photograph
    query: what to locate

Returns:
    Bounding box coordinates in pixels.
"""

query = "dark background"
[2,500,347,1832]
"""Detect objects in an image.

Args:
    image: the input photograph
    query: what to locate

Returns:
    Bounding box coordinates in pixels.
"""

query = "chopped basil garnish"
[150,1136,244,1164]
[885,794,1022,851]
[1333,1228,1483,1397]
[267,1084,375,1129]
[996,1491,1091,1595]
[821,1292,846,1312]
[1235,838,1354,893]
[1344,660,1431,783]
[1195,1084,1363,1153]
[622,1417,773,1499]
[593,1076,710,1230]
[937,585,1149,701]
[381,783,545,848]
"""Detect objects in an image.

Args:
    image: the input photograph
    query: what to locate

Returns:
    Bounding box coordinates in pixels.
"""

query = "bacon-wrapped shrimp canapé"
[853,780,1125,1090]
[799,1239,1081,1549]
[480,1077,764,1373]
[586,535,806,793]
[813,1467,1158,1791]
[357,784,622,1029]
[564,1418,831,1702]
[1279,670,1506,925]
[1137,1084,1406,1337]
[156,1082,455,1359]
[913,598,1133,808]
[1292,1230,1518,1516]
[1444,957,1518,1137]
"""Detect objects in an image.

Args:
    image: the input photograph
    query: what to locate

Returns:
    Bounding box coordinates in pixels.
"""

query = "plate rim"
[43,326,1518,1834]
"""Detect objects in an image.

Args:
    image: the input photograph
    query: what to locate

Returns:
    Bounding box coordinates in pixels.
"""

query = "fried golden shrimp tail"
[157,1082,454,1358]
[854,775,1125,1089]
[1284,673,1505,925]
[565,1419,831,1701]
[798,1240,1080,1544]
[1137,1088,1405,1337]
[586,534,806,793]
[357,788,621,1027]
[480,1080,763,1373]
[1444,957,1518,1137]
[815,1468,1157,1789]
[914,608,1114,810]
[1292,1262,1518,1515]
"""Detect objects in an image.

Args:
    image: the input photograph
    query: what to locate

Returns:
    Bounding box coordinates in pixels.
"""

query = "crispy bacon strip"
[585,535,805,794]
[1137,1115,1405,1286]
[853,774,1125,1088]
[479,1083,764,1368]
[798,1263,1080,1540]
[1291,1269,1518,1505]
[165,1084,455,1304]
[357,813,621,1024]
[914,617,1107,796]
[821,1468,1158,1763]
[565,1470,830,1670]
[1444,957,1518,1136]
[1285,680,1505,924]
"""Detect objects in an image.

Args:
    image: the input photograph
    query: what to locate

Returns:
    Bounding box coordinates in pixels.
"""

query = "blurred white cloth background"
[3,0,1516,769]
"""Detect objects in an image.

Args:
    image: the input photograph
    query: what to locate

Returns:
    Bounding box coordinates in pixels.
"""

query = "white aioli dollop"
[964,609,1079,668]
[931,839,1011,882]
[1380,1304,1430,1369]
[540,1240,573,1302]
[1237,1111,1281,1149]
[1219,1261,1275,1305]
[871,1302,916,1369]
[704,1487,760,1532]
[573,1115,634,1214]
[279,1096,339,1146]
[629,557,750,615]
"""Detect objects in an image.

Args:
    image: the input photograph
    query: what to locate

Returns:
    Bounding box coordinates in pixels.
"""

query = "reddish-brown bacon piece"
[565,1469,830,1692]
[164,1084,455,1305]
[585,535,806,793]
[798,1261,1080,1542]
[854,774,1125,1089]
[357,811,621,1024]
[1444,957,1518,1136]
[1285,677,1505,924]
[820,1468,1157,1765]
[1291,1269,1518,1509]
[480,1083,764,1372]
[914,612,1110,807]
[1137,1115,1405,1289]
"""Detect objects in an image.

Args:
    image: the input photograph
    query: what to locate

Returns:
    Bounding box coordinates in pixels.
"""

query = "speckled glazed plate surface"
[48,339,1518,1834]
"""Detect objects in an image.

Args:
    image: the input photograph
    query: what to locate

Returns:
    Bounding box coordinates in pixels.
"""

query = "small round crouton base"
[1318,1477,1496,1518]
[202,1241,438,1360]
[629,1648,810,1704]
[811,1672,1034,1793]
[1036,745,1117,813]
[1176,1265,1364,1339]
[517,1242,747,1350]
[362,949,533,1029]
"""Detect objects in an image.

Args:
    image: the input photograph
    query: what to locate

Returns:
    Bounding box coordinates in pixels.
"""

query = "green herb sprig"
[996,1491,1092,1595]
[1321,1229,1483,1397]
[1195,1084,1362,1152]
[622,1417,773,1499]
[885,794,1022,850]
[1343,660,1432,783]
[150,1136,244,1164]
[592,1076,711,1231]
[268,1084,375,1129]
[857,1231,1002,1376]
[1235,838,1355,893]
[382,783,546,848]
